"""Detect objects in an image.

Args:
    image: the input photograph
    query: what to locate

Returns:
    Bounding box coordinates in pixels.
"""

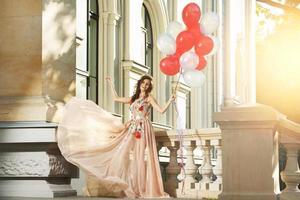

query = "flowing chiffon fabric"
[57,97,168,198]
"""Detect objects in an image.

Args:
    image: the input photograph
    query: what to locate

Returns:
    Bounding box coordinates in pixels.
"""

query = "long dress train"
[56,97,169,198]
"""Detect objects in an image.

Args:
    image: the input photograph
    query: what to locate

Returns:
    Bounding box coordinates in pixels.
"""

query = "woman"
[57,75,175,198]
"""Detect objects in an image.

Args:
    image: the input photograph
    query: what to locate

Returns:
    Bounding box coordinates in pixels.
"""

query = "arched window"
[142,4,153,74]
[88,0,99,103]
[76,0,99,103]
[141,4,154,122]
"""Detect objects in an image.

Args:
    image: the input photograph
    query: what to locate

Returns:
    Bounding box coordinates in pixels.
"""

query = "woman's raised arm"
[148,94,176,114]
[106,77,131,104]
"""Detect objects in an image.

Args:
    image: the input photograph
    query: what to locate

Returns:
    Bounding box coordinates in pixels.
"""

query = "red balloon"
[182,3,201,29]
[195,36,214,56]
[196,56,207,70]
[175,30,195,56]
[160,55,180,76]
[188,23,203,43]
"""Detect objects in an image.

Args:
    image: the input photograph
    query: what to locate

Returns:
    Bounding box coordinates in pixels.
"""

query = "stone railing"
[278,117,300,200]
[155,128,222,199]
[155,104,300,200]
[213,104,300,200]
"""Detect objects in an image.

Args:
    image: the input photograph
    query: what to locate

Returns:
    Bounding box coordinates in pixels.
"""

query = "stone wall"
[0,0,76,122]
[0,0,42,96]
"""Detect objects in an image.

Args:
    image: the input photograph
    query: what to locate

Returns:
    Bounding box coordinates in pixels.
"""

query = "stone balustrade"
[155,104,300,200]
[155,128,222,199]
[278,118,300,200]
[2,104,299,199]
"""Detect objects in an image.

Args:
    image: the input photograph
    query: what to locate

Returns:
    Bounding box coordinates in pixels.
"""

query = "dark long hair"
[130,75,153,104]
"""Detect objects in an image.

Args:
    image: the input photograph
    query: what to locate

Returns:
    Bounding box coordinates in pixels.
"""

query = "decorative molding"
[122,60,149,74]
[101,12,121,25]
[0,157,48,176]
[0,154,74,177]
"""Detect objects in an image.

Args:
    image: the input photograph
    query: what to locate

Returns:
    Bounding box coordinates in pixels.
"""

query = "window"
[141,4,154,120]
[142,4,153,73]
[76,0,99,103]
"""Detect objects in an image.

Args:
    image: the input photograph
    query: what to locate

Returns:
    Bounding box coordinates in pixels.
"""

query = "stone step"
[0,121,78,198]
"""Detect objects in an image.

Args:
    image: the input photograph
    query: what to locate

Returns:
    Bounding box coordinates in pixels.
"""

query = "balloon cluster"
[157,3,220,87]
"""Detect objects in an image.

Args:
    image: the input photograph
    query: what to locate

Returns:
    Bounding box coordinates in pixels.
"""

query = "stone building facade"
[0,0,256,197]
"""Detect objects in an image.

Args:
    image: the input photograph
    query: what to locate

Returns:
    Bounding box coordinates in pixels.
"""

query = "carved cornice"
[122,60,149,74]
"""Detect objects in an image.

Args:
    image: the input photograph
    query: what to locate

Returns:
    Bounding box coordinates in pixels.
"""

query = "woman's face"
[140,79,151,92]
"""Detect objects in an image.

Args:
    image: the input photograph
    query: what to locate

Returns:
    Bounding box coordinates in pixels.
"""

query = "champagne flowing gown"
[57,97,169,198]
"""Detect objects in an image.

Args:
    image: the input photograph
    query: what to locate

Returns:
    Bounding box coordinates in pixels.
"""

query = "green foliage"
[256,3,284,41]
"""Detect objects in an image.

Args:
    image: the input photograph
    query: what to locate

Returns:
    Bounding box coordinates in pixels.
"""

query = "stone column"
[0,0,48,121]
[42,0,76,122]
[214,104,281,200]
[0,0,78,198]
[102,11,120,112]
[222,0,235,107]
[244,0,256,104]
[216,0,224,110]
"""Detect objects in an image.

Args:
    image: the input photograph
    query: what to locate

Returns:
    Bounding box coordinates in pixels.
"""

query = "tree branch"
[257,0,300,15]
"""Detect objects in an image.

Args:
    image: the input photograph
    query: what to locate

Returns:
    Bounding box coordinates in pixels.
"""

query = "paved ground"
[0,198,119,200]
[0,197,199,200]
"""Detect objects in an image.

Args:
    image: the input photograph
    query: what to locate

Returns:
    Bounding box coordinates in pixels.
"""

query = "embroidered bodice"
[129,97,151,121]
[128,97,151,139]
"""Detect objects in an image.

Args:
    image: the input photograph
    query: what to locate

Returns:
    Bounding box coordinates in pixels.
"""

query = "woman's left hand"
[170,94,176,102]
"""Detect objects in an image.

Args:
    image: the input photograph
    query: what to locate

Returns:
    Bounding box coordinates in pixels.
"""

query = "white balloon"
[183,70,206,87]
[157,33,176,55]
[200,12,220,35]
[207,36,220,56]
[180,51,199,70]
[166,21,184,40]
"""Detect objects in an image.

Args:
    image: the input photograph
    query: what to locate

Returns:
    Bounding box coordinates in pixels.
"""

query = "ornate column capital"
[102,12,121,25]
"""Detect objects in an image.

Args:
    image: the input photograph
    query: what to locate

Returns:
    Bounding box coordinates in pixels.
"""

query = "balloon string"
[172,70,186,194]
[173,68,183,95]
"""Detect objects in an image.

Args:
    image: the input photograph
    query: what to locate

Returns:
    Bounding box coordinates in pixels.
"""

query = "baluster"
[198,139,213,199]
[280,144,300,193]
[165,142,181,197]
[200,140,213,182]
[212,139,222,184]
[210,139,222,197]
[177,140,198,198]
[156,142,165,180]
